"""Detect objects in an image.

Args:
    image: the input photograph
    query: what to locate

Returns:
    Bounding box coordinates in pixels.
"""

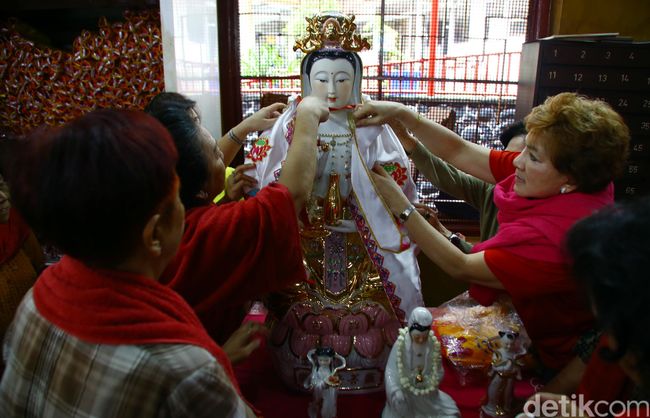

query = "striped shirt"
[0,290,254,418]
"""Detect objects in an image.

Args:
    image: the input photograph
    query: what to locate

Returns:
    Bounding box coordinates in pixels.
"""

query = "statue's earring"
[560,186,568,194]
[196,190,209,200]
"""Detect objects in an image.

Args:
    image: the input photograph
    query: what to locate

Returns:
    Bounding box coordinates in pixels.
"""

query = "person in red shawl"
[0,107,324,417]
[0,158,44,347]
[522,197,650,417]
[145,93,329,345]
[353,92,629,376]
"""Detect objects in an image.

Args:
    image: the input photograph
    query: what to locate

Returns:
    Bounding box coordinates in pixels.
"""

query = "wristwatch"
[448,233,463,249]
[398,204,416,222]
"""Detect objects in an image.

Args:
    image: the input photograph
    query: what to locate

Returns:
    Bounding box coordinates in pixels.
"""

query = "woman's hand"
[414,203,451,237]
[240,102,287,133]
[224,163,257,201]
[297,96,330,123]
[353,100,408,127]
[222,321,268,365]
[370,163,413,217]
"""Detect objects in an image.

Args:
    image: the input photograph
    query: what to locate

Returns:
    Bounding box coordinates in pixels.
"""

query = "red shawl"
[33,256,244,398]
[470,174,614,304]
[161,183,305,344]
[0,208,30,264]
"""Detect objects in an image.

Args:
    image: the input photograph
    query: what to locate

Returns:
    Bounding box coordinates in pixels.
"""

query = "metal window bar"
[234,0,530,228]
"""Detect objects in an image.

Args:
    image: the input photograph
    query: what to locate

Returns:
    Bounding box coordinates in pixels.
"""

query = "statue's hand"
[324,219,356,233]
[391,390,407,415]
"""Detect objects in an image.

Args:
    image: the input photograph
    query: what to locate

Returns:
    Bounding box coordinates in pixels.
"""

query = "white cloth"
[245,97,423,320]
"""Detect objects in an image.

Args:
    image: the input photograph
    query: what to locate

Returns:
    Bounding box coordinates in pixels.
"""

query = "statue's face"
[411,330,429,345]
[317,355,332,368]
[309,58,354,108]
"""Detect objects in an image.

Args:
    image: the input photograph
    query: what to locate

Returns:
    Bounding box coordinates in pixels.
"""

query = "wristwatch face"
[449,233,463,249]
[399,205,415,221]
[450,234,460,244]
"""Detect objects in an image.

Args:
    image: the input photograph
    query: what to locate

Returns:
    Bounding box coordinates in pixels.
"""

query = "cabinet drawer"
[625,115,650,136]
[622,161,650,181]
[629,137,650,157]
[614,180,650,199]
[537,88,650,114]
[539,66,650,91]
[541,42,650,67]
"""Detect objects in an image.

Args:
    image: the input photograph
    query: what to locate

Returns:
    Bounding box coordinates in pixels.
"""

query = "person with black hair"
[499,120,526,151]
[567,197,650,394]
[146,92,329,346]
[523,197,650,417]
[0,110,258,417]
[0,137,44,347]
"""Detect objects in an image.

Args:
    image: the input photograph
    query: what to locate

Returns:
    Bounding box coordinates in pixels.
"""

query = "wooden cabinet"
[516,39,650,200]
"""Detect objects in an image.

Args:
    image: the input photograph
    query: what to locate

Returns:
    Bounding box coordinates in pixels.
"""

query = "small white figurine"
[305,346,346,418]
[480,331,527,418]
[383,307,461,418]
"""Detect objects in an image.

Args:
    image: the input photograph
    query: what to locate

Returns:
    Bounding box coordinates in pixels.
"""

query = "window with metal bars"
[236,0,530,233]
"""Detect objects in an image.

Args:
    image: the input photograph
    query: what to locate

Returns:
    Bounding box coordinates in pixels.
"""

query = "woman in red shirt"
[353,93,629,374]
[146,93,330,344]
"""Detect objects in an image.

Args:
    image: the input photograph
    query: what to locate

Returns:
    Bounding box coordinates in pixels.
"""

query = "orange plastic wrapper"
[430,291,532,386]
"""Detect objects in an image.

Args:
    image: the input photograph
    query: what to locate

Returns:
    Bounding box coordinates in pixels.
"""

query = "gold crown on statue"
[293,12,371,53]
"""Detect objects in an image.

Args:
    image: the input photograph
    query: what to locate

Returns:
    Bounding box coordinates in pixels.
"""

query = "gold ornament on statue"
[324,172,342,226]
[293,13,371,53]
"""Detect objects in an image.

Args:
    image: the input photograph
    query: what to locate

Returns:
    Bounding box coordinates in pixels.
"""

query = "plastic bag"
[430,291,530,386]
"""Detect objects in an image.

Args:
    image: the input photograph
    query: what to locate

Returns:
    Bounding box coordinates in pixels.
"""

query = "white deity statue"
[304,347,346,418]
[383,307,460,418]
[480,331,527,418]
[246,12,423,393]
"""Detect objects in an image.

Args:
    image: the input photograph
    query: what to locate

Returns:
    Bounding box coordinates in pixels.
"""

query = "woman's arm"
[371,164,502,288]
[218,102,286,166]
[278,97,330,213]
[355,101,496,183]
